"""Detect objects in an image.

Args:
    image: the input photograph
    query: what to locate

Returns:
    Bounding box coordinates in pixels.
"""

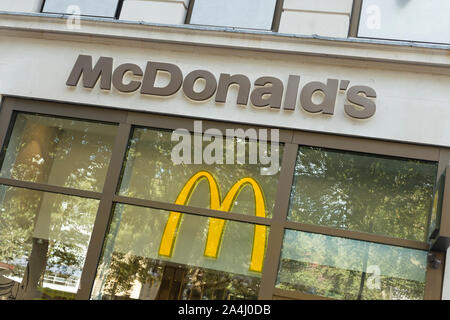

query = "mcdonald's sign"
[158,171,267,273]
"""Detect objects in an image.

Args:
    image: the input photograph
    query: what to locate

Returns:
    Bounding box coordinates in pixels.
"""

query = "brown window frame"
[348,0,363,38]
[0,96,446,300]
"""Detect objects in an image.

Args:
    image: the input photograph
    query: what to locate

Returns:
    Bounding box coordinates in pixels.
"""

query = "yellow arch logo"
[158,171,267,273]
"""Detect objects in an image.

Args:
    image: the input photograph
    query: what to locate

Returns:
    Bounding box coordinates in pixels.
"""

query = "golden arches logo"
[158,171,267,273]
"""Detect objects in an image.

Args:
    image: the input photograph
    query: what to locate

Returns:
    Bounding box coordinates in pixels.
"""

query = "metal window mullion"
[258,142,298,299]
[0,99,13,155]
[4,97,128,124]
[293,130,440,162]
[271,0,284,32]
[424,251,446,300]
[40,0,47,13]
[112,194,272,226]
[272,288,335,300]
[114,0,125,19]
[126,112,293,144]
[437,148,450,179]
[284,220,429,251]
[76,123,132,300]
[348,0,363,38]
[184,0,195,24]
[0,177,102,200]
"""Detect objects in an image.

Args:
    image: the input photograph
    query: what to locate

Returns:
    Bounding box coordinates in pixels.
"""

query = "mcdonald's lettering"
[67,55,377,120]
[158,171,267,273]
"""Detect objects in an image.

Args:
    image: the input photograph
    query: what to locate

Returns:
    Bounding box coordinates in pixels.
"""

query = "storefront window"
[0,185,98,300]
[0,113,118,192]
[0,99,444,300]
[276,230,427,300]
[118,127,282,218]
[288,146,437,241]
[91,204,269,300]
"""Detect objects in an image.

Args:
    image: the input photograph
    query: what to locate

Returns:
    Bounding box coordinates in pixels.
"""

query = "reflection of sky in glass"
[42,0,119,18]
[190,0,277,30]
[359,0,450,44]
[0,185,99,295]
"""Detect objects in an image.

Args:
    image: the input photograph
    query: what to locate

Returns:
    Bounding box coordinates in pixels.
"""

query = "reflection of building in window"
[98,254,259,300]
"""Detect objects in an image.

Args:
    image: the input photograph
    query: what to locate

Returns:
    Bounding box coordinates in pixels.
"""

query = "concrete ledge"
[0,11,449,71]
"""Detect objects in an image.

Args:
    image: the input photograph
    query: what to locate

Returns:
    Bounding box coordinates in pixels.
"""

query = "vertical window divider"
[348,0,363,38]
[39,0,47,13]
[184,0,195,24]
[114,0,125,20]
[0,98,14,155]
[76,122,132,300]
[424,251,446,299]
[258,142,298,299]
[271,0,284,32]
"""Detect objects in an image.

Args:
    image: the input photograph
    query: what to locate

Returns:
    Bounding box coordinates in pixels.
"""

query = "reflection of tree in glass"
[289,147,437,241]
[277,260,425,300]
[93,204,266,300]
[99,253,260,300]
[3,114,116,192]
[279,147,434,299]
[276,231,427,300]
[119,128,282,219]
[0,187,98,300]
[0,114,109,299]
[93,125,280,301]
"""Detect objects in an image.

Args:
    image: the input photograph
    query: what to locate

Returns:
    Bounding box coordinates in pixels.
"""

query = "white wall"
[0,33,449,149]
[278,0,353,37]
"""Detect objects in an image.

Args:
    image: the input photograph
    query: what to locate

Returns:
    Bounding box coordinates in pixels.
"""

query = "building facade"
[0,0,449,300]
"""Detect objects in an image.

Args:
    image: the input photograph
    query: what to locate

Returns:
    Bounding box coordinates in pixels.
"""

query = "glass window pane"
[91,204,269,300]
[288,146,437,241]
[358,0,450,44]
[276,230,427,300]
[0,113,118,192]
[118,127,282,218]
[190,0,277,30]
[0,185,99,300]
[42,0,119,18]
